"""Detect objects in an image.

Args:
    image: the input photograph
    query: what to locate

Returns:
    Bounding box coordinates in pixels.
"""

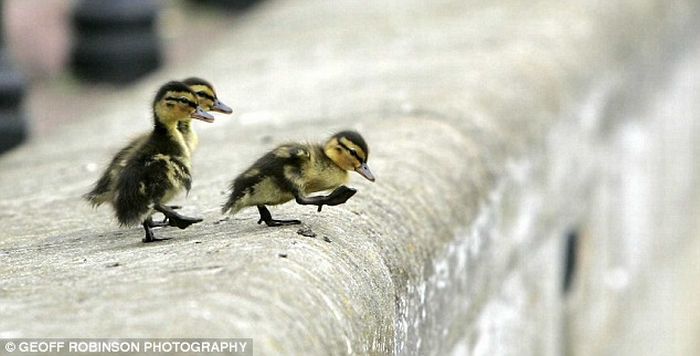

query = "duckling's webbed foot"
[296,186,357,212]
[257,205,301,226]
[324,186,357,206]
[155,205,184,225]
[154,204,203,230]
[142,218,172,243]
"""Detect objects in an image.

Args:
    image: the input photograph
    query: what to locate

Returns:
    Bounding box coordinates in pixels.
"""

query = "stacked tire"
[0,50,27,153]
[0,0,27,154]
[70,0,162,84]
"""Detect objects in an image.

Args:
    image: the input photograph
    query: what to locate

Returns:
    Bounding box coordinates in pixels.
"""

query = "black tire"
[70,31,162,83]
[70,0,162,83]
[0,110,28,154]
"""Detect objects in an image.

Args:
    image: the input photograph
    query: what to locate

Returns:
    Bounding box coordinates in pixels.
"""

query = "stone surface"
[0,0,698,355]
[567,32,700,356]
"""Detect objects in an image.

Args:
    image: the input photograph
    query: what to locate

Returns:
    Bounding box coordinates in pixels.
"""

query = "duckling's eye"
[339,142,363,162]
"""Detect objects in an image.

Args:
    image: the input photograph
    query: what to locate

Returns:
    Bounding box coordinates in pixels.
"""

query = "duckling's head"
[324,130,375,182]
[182,77,233,114]
[153,81,214,126]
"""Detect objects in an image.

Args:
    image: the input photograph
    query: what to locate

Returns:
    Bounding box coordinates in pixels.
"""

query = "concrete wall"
[1,0,699,355]
[567,27,700,356]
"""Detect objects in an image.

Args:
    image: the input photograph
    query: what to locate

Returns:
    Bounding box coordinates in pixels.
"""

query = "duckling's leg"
[147,218,169,228]
[295,186,357,212]
[142,217,172,243]
[154,204,203,229]
[257,205,301,226]
[156,205,182,224]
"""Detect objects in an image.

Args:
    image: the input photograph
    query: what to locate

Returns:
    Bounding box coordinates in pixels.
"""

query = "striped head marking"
[183,77,233,114]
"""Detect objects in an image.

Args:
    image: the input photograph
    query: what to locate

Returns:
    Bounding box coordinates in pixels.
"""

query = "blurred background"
[0,0,261,149]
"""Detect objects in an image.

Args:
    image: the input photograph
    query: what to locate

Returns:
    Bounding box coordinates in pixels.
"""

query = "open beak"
[191,106,215,123]
[212,99,233,114]
[355,162,375,182]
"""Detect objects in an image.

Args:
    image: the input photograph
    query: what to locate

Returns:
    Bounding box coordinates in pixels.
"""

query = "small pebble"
[297,227,316,238]
[322,236,332,243]
[278,253,288,258]
[106,262,120,268]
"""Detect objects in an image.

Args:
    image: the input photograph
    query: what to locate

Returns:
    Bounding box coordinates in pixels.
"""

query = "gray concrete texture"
[567,25,700,356]
[1,0,699,355]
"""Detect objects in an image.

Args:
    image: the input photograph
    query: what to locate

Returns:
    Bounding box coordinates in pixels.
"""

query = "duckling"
[85,81,215,242]
[84,78,231,212]
[222,130,375,226]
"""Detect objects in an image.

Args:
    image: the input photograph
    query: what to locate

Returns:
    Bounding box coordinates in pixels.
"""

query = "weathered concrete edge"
[375,1,700,355]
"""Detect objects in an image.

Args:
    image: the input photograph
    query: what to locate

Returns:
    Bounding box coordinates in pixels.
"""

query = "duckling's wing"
[222,145,310,213]
[265,144,310,190]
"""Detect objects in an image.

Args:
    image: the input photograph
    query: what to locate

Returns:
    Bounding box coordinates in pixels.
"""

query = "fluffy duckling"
[84,78,231,212]
[222,130,375,226]
[85,81,215,242]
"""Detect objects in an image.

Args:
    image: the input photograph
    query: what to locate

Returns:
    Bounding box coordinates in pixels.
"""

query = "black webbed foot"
[257,205,301,227]
[296,186,357,212]
[318,186,357,211]
[157,206,181,224]
[154,204,203,230]
[143,235,172,243]
[259,219,302,227]
[167,215,204,230]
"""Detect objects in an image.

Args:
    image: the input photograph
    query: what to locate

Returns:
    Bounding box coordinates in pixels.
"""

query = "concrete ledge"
[1,0,698,354]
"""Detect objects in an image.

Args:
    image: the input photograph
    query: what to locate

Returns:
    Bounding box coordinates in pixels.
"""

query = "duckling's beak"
[191,106,215,123]
[212,99,233,114]
[355,162,375,182]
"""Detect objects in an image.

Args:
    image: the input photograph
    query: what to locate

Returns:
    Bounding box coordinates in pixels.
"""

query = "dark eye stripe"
[339,142,364,162]
[196,91,216,102]
[165,96,197,108]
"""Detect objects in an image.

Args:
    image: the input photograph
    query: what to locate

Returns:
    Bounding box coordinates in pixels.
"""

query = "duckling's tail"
[221,195,239,215]
[84,175,113,207]
[83,191,104,207]
[221,183,245,215]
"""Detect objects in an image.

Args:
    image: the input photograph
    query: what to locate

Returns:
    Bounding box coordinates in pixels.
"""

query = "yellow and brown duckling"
[222,130,375,226]
[84,81,215,242]
[84,78,231,216]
